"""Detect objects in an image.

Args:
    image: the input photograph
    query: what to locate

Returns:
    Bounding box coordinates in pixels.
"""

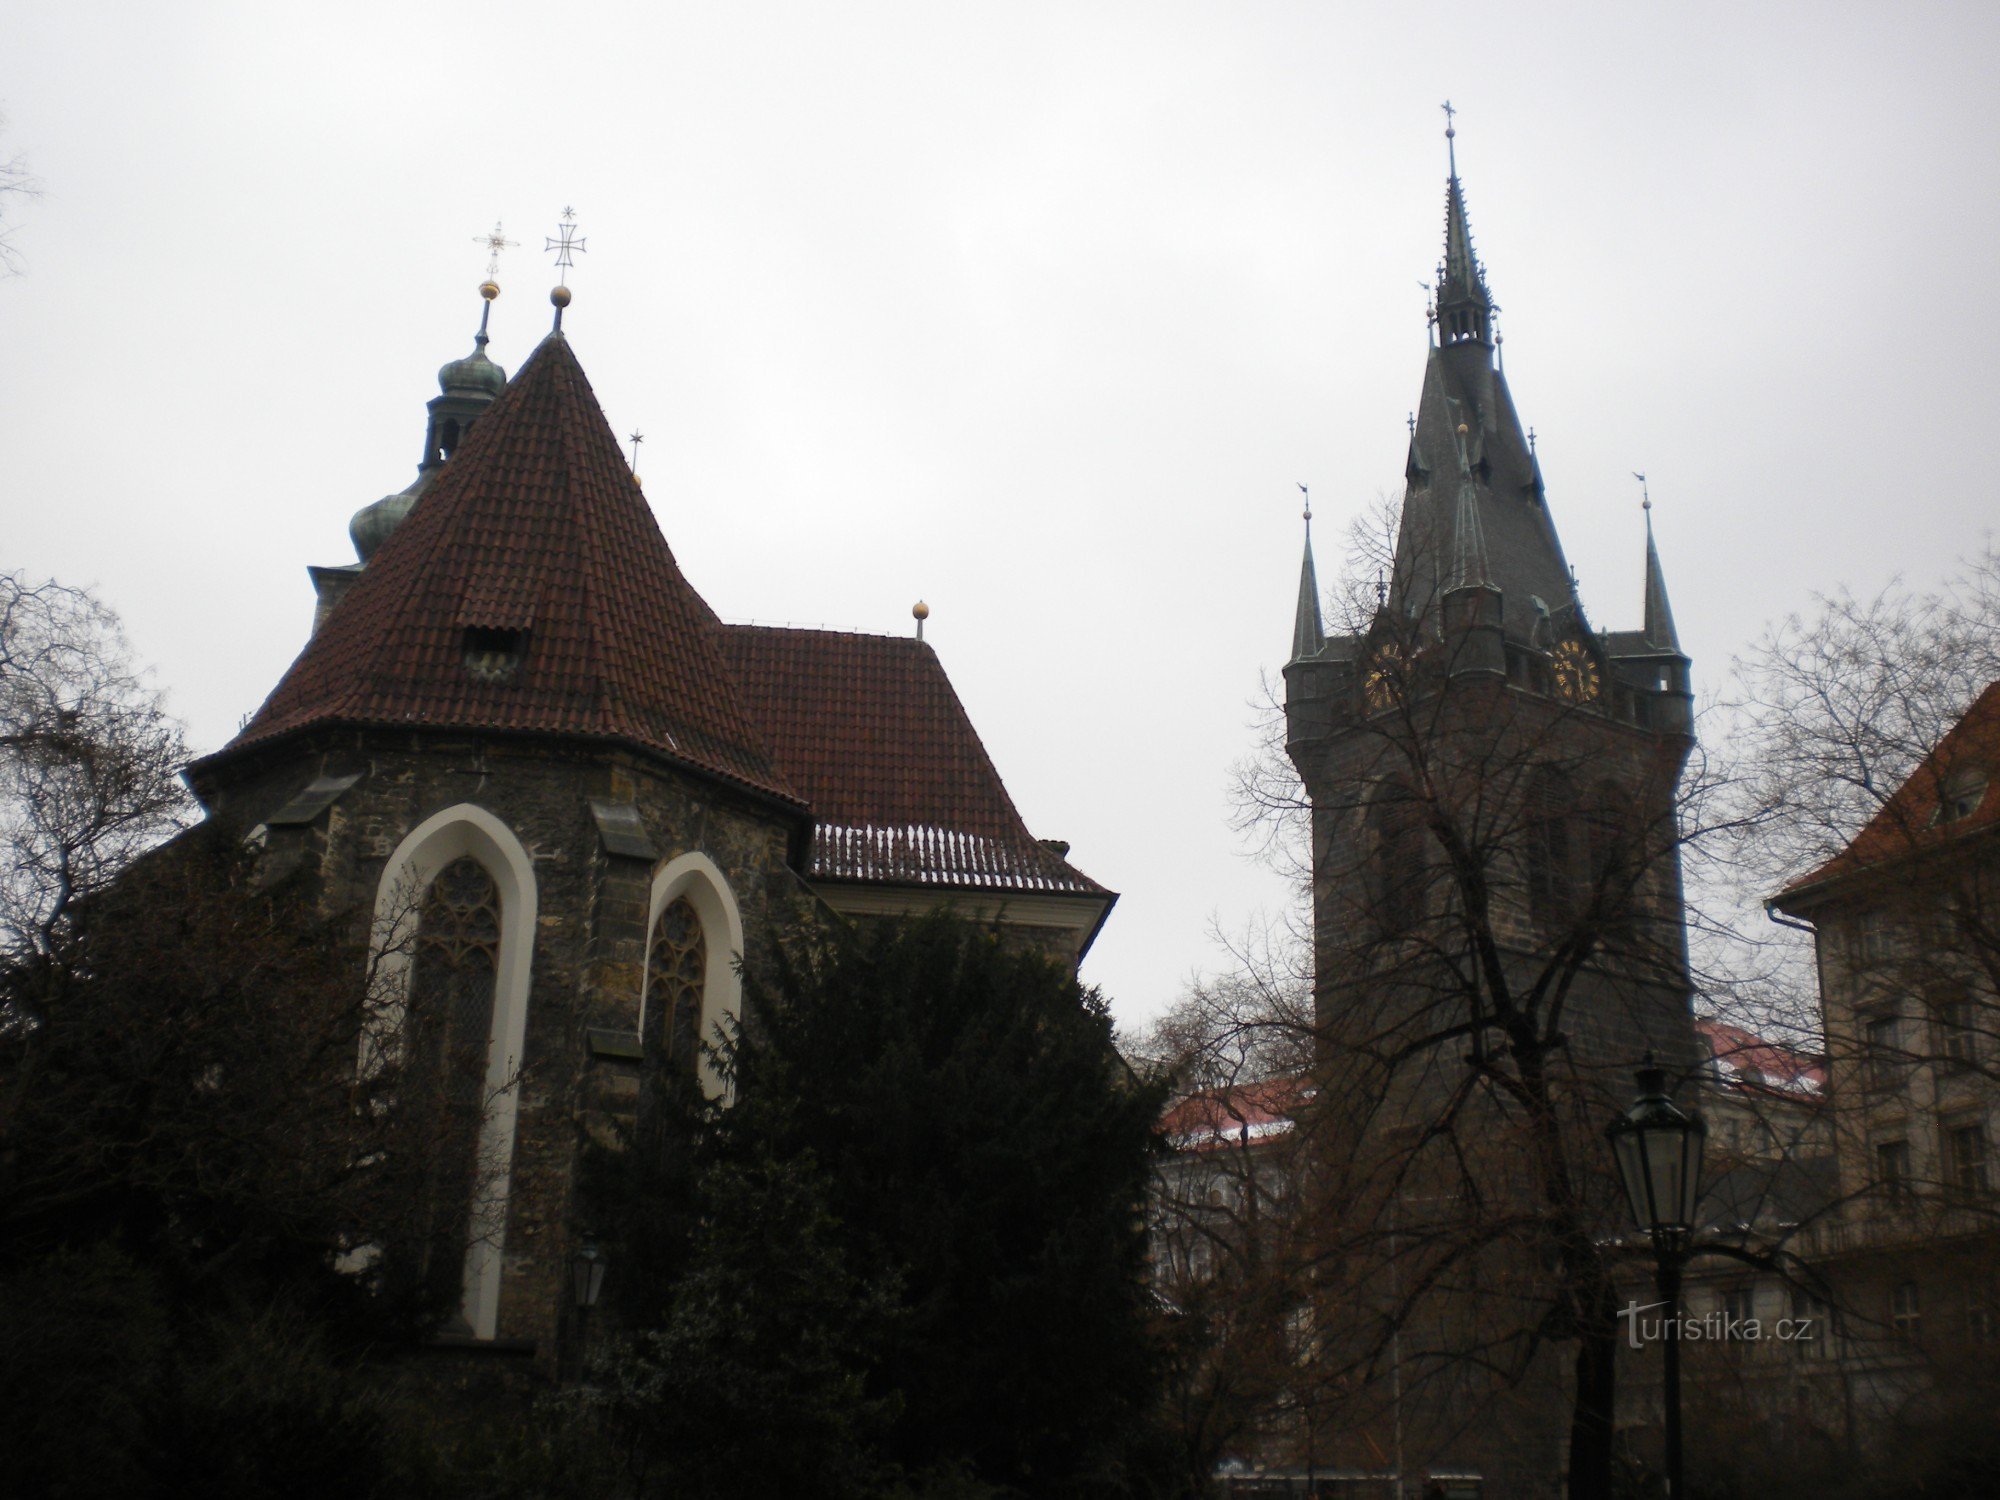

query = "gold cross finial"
[546,207,587,287]
[475,220,518,281]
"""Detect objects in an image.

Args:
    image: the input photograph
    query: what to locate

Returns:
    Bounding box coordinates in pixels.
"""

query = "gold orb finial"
[913,600,930,621]
[1456,422,1469,435]
[551,284,572,309]
[480,280,501,301]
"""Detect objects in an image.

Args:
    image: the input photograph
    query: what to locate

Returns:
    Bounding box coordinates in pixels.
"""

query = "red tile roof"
[1778,680,2000,902]
[1160,1077,1306,1152]
[202,335,798,805]
[717,625,1109,896]
[1695,1017,1825,1098]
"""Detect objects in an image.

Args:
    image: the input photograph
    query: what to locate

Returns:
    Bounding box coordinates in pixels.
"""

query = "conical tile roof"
[210,334,798,805]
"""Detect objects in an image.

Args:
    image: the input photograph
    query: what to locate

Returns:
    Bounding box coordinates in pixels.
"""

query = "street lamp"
[570,1240,607,1380]
[1607,1063,1706,1500]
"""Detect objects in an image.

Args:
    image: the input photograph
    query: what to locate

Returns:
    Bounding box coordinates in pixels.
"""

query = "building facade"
[185,289,1113,1373]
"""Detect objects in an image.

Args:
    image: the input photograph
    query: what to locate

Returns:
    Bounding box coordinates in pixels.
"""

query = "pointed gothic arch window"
[645,896,707,1069]
[1526,768,1581,935]
[1368,781,1429,938]
[406,855,502,1320]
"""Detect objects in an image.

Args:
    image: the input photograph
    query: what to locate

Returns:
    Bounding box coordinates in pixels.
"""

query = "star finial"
[629,431,645,472]
[475,220,518,282]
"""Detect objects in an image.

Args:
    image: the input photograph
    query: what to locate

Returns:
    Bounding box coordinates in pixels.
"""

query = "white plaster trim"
[368,803,539,1341]
[642,851,745,1100]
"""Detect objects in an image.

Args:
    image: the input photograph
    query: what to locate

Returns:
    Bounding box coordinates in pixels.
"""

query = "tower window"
[645,897,707,1069]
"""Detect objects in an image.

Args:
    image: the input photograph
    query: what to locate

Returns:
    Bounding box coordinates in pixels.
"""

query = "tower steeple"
[1436,104,1494,350]
[1641,496,1680,652]
[1290,488,1326,663]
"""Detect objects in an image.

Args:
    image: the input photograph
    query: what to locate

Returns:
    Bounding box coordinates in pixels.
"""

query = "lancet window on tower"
[645,896,707,1068]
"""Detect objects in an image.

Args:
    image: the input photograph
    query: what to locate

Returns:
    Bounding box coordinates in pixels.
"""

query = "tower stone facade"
[1280,137,1702,1494]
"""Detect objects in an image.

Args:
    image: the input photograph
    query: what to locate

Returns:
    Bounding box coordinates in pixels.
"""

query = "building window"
[408,855,502,1316]
[1368,784,1428,937]
[1721,1284,1757,1333]
[1865,1014,1908,1091]
[1945,1121,1990,1197]
[1875,1138,1913,1204]
[1940,999,1980,1072]
[1891,1281,1922,1338]
[1968,1282,1997,1342]
[1792,1288,1833,1358]
[645,896,707,1068]
[1850,909,1889,967]
[1938,768,1989,825]
[1525,769,1579,933]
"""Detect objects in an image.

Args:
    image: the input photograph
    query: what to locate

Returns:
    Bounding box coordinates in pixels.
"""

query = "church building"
[183,271,1112,1364]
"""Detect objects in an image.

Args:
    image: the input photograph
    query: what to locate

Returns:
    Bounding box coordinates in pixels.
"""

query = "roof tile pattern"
[717,625,1108,896]
[217,335,796,804]
[1780,679,2000,899]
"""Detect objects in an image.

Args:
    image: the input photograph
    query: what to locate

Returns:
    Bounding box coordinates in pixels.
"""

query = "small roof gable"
[717,625,1109,897]
[1776,679,2000,904]
[204,335,796,805]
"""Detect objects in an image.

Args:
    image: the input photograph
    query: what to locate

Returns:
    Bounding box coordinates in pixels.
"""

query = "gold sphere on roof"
[480,280,501,301]
[1457,422,1470,435]
[913,600,930,621]
[551,285,573,308]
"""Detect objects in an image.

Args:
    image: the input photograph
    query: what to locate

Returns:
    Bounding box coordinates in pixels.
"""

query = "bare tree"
[0,111,42,277]
[1,572,190,1009]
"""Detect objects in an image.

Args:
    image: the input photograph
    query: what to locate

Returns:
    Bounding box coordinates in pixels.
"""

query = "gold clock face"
[1364,643,1409,710]
[1551,638,1601,703]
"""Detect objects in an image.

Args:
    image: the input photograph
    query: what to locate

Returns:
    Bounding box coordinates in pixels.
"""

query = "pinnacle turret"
[1436,111,1494,349]
[1290,491,1326,663]
[1643,502,1680,652]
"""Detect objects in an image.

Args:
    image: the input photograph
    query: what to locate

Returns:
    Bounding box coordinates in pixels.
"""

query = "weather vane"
[546,207,587,288]
[1297,481,1311,523]
[475,220,518,282]
[1633,471,1651,511]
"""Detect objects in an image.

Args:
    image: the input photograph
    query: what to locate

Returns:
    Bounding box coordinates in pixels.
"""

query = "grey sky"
[6,1,1998,1032]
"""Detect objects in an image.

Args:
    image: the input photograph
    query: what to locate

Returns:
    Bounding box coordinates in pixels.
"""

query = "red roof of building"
[717,625,1109,896]
[1695,1017,1826,1098]
[1160,1077,1306,1152]
[207,334,798,804]
[1778,679,2000,903]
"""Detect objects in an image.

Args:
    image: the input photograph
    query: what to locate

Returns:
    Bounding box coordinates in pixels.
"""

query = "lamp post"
[570,1240,607,1382]
[1606,1064,1706,1500]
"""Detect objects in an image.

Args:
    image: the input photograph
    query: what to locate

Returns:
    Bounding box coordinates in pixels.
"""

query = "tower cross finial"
[546,207,587,286]
[475,220,518,281]
[1442,99,1458,175]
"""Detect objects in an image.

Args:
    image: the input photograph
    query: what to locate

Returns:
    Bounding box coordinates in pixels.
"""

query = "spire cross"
[475,220,518,280]
[1442,99,1458,175]
[545,207,587,287]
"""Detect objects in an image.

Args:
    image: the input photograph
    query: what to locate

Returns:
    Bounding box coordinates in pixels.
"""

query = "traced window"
[407,855,502,1313]
[1944,1120,1989,1196]
[1875,1138,1912,1204]
[645,896,707,1068]
[1891,1281,1922,1338]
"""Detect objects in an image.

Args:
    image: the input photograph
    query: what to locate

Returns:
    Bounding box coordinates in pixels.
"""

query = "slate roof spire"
[1437,107,1495,350]
[1642,495,1680,651]
[1290,487,1326,663]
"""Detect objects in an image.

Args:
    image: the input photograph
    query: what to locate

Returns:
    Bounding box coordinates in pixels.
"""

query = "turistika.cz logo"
[1619,1299,1819,1350]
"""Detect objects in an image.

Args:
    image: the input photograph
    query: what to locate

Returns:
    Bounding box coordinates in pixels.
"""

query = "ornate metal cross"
[475,220,517,280]
[546,208,587,286]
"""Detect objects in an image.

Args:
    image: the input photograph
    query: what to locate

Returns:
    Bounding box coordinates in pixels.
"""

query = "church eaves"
[204,333,799,806]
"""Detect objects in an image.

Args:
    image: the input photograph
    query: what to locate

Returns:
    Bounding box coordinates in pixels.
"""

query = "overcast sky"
[6,1,1998,1033]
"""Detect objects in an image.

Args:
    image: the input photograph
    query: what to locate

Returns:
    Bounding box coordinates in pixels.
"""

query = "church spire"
[1436,103,1494,349]
[1447,417,1493,591]
[1290,487,1326,663]
[1641,489,1680,651]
